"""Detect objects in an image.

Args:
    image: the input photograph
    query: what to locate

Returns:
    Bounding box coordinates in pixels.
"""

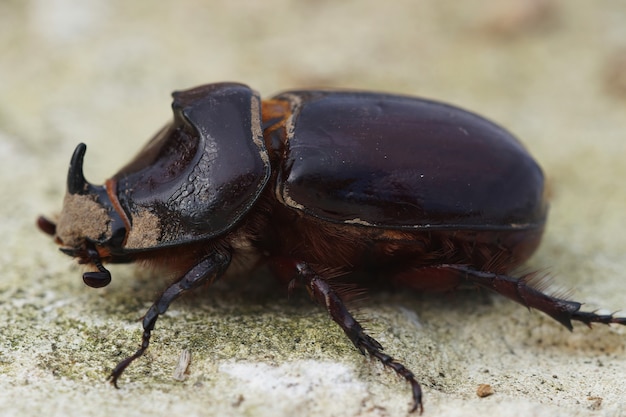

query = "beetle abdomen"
[271,91,547,231]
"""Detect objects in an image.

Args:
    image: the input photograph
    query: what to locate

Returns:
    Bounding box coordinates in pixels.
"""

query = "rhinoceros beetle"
[38,82,625,413]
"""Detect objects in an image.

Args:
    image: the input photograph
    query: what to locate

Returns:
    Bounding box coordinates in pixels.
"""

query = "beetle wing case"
[271,90,547,231]
[112,83,270,250]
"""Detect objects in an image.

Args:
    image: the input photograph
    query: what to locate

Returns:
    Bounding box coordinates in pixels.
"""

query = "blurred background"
[1,1,625,416]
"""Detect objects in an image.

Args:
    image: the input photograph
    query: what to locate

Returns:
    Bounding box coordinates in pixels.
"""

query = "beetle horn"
[67,143,92,195]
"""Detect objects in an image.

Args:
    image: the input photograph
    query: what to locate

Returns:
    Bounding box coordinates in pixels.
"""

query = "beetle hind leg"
[294,261,423,414]
[427,264,626,330]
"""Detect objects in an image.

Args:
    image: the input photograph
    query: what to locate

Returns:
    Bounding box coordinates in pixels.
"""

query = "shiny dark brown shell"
[271,90,546,231]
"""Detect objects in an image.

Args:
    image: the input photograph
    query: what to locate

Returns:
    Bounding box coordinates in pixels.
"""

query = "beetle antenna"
[82,245,112,288]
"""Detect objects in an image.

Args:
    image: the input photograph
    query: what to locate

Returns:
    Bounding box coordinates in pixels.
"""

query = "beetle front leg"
[294,262,423,414]
[109,250,231,387]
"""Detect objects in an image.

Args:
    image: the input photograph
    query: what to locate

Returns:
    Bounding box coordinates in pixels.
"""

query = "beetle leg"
[294,262,423,414]
[108,250,231,387]
[432,265,626,330]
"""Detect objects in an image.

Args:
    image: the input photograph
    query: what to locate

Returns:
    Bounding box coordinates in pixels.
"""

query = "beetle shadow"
[132,265,314,315]
[101,263,625,359]
[136,264,498,321]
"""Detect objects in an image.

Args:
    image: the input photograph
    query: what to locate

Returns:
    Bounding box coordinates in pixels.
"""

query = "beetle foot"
[571,310,626,327]
[108,346,147,388]
[357,335,423,414]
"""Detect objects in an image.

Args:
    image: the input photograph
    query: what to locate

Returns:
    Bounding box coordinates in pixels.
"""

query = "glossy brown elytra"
[38,82,625,413]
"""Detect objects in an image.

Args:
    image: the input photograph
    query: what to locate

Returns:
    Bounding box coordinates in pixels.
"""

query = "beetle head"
[43,143,129,288]
[39,83,270,287]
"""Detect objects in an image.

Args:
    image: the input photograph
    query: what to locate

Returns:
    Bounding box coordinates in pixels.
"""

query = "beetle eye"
[83,270,112,288]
